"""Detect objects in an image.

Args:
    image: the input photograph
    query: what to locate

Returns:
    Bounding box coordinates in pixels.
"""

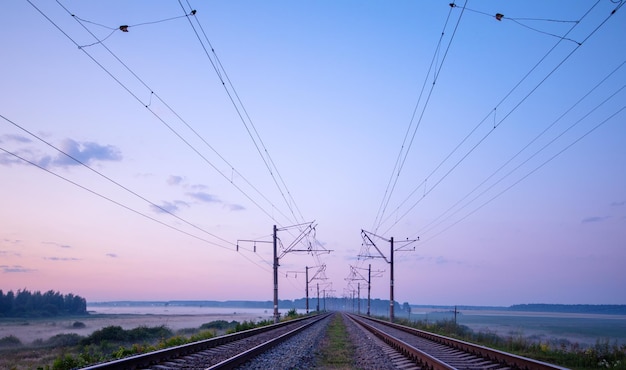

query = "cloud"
[0,250,22,257]
[581,216,610,223]
[0,152,22,166]
[167,175,183,186]
[44,257,81,261]
[0,137,122,169]
[1,265,36,273]
[0,134,31,144]
[611,200,626,207]
[187,192,220,203]
[105,253,118,258]
[43,241,72,249]
[225,203,246,211]
[150,200,189,214]
[52,139,122,167]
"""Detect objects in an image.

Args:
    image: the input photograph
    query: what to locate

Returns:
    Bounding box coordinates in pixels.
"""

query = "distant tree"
[402,302,411,314]
[0,289,87,317]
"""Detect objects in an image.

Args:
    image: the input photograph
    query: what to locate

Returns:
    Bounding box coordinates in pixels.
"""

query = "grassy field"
[404,308,626,347]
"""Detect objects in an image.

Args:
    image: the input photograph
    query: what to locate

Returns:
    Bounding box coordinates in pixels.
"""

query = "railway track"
[347,313,568,370]
[81,313,331,370]
[81,312,568,369]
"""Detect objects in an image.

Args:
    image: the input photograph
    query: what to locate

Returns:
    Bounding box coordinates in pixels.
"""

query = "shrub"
[200,320,237,330]
[285,308,298,319]
[72,321,86,328]
[45,333,83,347]
[0,335,22,348]
[81,326,127,345]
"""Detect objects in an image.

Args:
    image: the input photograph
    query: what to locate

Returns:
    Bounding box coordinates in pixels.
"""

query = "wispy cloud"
[0,134,31,144]
[187,191,220,203]
[1,265,36,273]
[165,176,244,212]
[44,256,81,261]
[105,253,118,258]
[581,216,610,223]
[167,175,183,186]
[0,137,122,169]
[0,152,22,166]
[1,238,22,245]
[150,200,189,214]
[52,139,122,167]
[225,203,246,211]
[611,200,626,207]
[43,241,72,249]
[0,250,22,257]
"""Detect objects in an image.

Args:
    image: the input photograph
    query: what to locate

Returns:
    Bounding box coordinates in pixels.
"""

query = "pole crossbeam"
[360,229,418,322]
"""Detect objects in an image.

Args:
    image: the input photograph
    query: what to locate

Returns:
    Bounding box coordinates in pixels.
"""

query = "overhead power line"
[377,0,616,235]
[415,59,626,239]
[179,0,307,226]
[1,113,234,248]
[420,102,626,245]
[44,0,297,227]
[372,1,467,234]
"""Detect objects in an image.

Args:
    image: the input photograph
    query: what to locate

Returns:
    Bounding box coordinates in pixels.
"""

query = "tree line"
[0,289,87,317]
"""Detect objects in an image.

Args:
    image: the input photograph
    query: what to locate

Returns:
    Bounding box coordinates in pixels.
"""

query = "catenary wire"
[56,0,293,226]
[25,0,280,273]
[416,59,626,238]
[183,0,309,227]
[378,1,606,234]
[1,113,235,247]
[178,0,306,226]
[372,1,466,234]
[419,103,626,246]
[0,143,231,251]
[48,0,293,227]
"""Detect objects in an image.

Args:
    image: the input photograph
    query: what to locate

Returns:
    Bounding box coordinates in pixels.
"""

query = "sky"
[1,1,625,307]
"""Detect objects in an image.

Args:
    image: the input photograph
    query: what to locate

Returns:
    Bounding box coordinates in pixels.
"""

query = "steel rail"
[80,314,326,370]
[349,313,569,370]
[207,312,332,369]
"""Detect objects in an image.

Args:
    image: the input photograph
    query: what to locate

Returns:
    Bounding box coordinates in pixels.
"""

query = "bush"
[52,354,81,370]
[81,326,127,345]
[72,321,86,328]
[127,326,172,342]
[200,320,237,331]
[45,333,83,347]
[0,335,22,348]
[285,308,298,319]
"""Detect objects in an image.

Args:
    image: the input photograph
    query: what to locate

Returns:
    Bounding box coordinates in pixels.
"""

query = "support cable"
[378,1,610,234]
[372,1,465,233]
[44,0,291,226]
[179,0,306,226]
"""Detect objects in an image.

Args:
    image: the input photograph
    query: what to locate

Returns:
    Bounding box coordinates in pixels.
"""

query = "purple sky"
[1,0,625,306]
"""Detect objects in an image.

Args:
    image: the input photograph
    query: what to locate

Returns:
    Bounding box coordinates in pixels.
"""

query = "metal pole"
[273,225,279,323]
[305,266,309,314]
[323,290,326,311]
[367,264,371,316]
[390,236,394,323]
[358,282,361,314]
[316,283,320,312]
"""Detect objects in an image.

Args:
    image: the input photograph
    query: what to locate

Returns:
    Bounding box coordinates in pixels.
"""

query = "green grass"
[316,314,355,368]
